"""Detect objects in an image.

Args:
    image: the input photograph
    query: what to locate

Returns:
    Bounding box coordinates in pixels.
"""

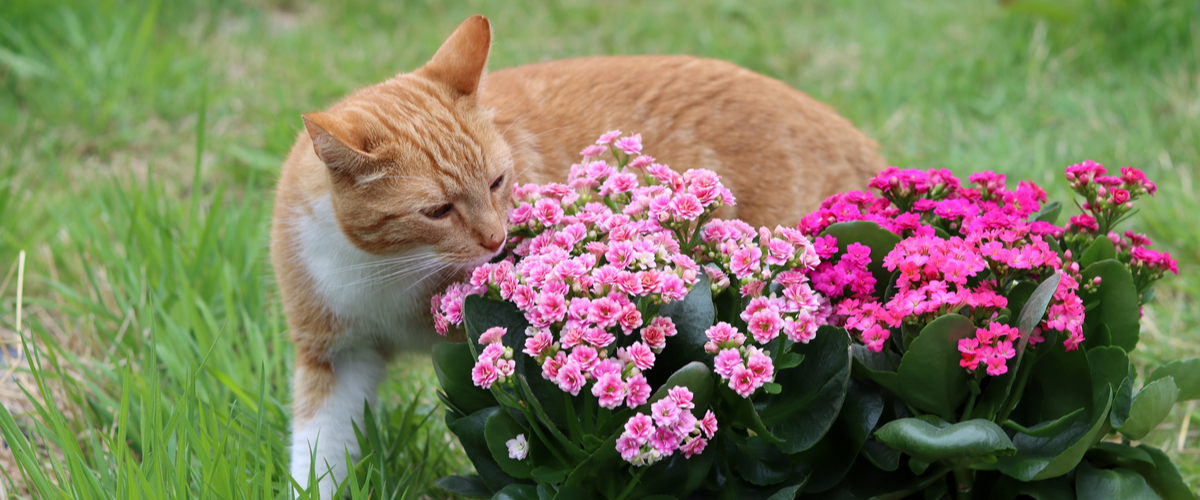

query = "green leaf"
[1134,445,1198,500]
[874,416,1015,464]
[436,475,493,498]
[485,408,536,479]
[448,407,519,493]
[1017,273,1062,341]
[492,483,540,500]
[776,352,803,370]
[652,272,716,385]
[1147,358,1200,401]
[629,443,717,498]
[735,435,797,486]
[790,378,884,493]
[530,467,566,484]
[464,295,533,372]
[818,221,901,297]
[895,314,976,420]
[1078,237,1117,268]
[1003,408,1085,438]
[717,383,782,444]
[850,344,902,396]
[996,388,1113,481]
[996,474,1075,500]
[1117,376,1181,441]
[1080,259,1141,352]
[757,326,852,453]
[1075,461,1162,500]
[1088,346,1130,396]
[1033,201,1062,224]
[1086,442,1157,470]
[433,342,498,415]
[1031,342,1093,422]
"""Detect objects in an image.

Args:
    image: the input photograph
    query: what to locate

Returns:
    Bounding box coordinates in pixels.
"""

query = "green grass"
[1,0,1198,497]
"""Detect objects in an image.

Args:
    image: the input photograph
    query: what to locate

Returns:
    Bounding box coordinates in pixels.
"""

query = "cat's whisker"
[498,109,530,138]
[505,125,571,151]
[326,252,439,274]
[343,261,450,289]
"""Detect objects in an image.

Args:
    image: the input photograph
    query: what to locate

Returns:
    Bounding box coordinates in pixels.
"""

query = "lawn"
[1,0,1197,498]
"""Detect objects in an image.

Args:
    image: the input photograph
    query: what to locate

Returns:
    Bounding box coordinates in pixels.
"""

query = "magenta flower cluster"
[797,167,1094,375]
[616,387,718,467]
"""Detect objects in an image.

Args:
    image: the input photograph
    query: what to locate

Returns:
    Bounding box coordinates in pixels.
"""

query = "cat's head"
[300,15,513,267]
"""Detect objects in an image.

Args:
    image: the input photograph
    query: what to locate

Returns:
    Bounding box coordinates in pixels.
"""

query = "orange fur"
[270,14,886,495]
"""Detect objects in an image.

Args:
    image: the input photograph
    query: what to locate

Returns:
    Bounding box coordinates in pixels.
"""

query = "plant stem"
[954,466,974,500]
[870,466,950,500]
[583,394,595,434]
[613,467,647,500]
[564,396,583,443]
[997,358,1033,424]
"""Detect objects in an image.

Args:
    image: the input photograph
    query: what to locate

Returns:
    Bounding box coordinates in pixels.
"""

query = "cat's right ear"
[416,15,492,96]
[302,112,375,173]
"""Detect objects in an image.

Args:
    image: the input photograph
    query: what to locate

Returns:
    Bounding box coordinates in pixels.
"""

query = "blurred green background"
[1,0,1198,497]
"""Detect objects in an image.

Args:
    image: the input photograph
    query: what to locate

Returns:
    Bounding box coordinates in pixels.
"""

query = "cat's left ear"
[416,14,491,96]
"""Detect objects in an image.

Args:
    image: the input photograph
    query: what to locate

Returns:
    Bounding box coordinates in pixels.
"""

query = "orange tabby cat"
[271,14,885,496]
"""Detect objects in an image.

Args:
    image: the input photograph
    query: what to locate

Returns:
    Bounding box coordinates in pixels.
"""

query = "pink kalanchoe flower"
[592,373,628,409]
[714,349,744,379]
[596,130,622,145]
[626,374,652,407]
[746,351,775,384]
[616,435,642,462]
[728,365,759,398]
[668,386,695,411]
[699,410,719,438]
[650,426,682,455]
[747,309,784,344]
[730,247,763,279]
[624,413,655,443]
[628,341,656,371]
[479,326,506,345]
[472,360,499,389]
[580,144,605,158]
[533,198,564,226]
[650,397,682,427]
[480,343,506,364]
[681,436,708,458]
[614,133,643,155]
[555,361,587,396]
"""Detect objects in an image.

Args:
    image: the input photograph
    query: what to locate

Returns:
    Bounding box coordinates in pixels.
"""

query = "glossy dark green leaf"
[1031,342,1093,422]
[717,383,782,444]
[1017,273,1062,341]
[1085,442,1156,470]
[1088,346,1130,395]
[530,467,566,484]
[652,273,715,385]
[818,221,901,297]
[1078,237,1117,268]
[735,435,796,486]
[996,388,1112,481]
[1075,461,1161,500]
[1117,376,1180,441]
[433,342,498,415]
[485,408,536,479]
[448,407,519,493]
[1134,444,1198,500]
[895,314,975,420]
[850,344,903,396]
[790,378,884,493]
[1080,259,1141,352]
[805,454,921,500]
[465,295,532,364]
[436,475,493,499]
[717,473,807,500]
[492,483,540,500]
[1003,408,1085,438]
[1033,201,1062,224]
[757,326,852,453]
[995,474,1075,500]
[874,416,1015,464]
[1147,358,1200,401]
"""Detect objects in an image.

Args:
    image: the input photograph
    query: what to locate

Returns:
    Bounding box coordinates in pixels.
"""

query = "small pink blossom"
[479,326,506,345]
[626,374,652,407]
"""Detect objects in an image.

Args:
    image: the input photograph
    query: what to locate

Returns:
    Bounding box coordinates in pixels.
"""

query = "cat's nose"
[481,234,503,253]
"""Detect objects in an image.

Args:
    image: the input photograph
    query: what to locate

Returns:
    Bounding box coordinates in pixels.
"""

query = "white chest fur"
[293,195,446,352]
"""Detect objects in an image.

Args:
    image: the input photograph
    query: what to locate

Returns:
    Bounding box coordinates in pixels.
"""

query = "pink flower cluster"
[471,327,516,389]
[958,322,1019,376]
[705,322,776,397]
[616,387,718,466]
[802,167,1088,373]
[434,132,737,411]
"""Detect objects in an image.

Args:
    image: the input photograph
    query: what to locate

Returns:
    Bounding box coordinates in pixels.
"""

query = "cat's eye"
[490,175,505,192]
[423,203,454,220]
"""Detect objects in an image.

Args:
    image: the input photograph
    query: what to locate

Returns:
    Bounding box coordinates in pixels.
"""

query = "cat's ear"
[416,14,491,96]
[302,112,375,173]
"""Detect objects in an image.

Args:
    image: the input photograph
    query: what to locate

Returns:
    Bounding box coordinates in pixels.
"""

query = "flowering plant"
[429,132,1195,500]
